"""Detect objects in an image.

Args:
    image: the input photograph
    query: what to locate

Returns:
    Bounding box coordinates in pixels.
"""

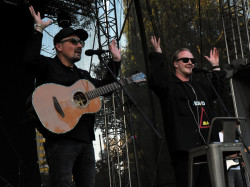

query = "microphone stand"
[97,54,162,140]
[202,71,250,154]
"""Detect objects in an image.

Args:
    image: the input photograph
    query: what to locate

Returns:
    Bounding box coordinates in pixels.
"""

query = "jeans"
[228,169,244,187]
[44,138,95,187]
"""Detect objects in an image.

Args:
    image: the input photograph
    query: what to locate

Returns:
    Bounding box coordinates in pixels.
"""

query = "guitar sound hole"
[73,92,87,107]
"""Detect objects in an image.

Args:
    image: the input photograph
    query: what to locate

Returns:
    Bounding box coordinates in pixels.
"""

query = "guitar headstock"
[130,72,147,83]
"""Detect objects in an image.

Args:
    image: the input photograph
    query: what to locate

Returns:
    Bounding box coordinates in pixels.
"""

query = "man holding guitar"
[149,36,226,187]
[24,6,121,187]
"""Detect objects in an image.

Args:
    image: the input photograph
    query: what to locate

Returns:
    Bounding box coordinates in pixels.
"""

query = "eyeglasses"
[176,58,195,64]
[60,38,85,47]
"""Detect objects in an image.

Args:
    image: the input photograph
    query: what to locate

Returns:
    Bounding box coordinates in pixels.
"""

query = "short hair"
[170,48,192,72]
[171,48,192,63]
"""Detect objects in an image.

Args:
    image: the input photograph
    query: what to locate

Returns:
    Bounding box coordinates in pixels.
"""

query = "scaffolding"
[220,0,250,117]
[93,0,133,186]
[220,0,250,62]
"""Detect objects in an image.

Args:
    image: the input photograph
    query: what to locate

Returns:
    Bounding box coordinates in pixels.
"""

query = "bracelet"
[34,24,45,32]
[35,24,45,29]
[212,65,220,69]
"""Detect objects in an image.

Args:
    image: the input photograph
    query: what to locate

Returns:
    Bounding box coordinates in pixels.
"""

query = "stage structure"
[92,0,135,186]
[220,0,250,153]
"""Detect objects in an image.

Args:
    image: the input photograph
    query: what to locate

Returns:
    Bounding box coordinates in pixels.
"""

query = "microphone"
[85,49,109,56]
[192,67,212,73]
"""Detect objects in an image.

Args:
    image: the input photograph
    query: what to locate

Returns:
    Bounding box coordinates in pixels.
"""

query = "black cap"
[53,27,88,45]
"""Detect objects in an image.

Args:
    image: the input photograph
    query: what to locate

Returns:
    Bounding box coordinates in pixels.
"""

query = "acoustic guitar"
[32,72,146,134]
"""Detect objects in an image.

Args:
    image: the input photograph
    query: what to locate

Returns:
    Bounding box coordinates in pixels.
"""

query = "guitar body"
[32,79,101,134]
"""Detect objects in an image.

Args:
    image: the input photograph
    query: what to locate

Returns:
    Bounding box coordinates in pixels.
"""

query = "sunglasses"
[60,38,85,47]
[176,58,195,64]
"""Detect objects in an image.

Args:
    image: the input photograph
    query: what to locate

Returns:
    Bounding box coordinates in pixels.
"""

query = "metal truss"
[94,0,133,186]
[220,0,250,62]
[220,0,250,117]
[94,0,119,50]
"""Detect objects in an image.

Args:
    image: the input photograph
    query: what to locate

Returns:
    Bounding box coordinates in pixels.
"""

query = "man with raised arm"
[24,6,121,187]
[149,36,226,187]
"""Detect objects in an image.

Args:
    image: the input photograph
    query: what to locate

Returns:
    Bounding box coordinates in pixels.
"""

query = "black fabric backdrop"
[227,60,250,157]
[0,2,41,187]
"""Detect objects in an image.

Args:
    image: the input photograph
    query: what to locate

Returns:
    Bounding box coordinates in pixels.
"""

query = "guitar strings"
[50,86,103,105]
[37,76,136,105]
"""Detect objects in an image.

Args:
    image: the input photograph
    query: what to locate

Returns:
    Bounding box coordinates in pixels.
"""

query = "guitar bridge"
[52,96,65,117]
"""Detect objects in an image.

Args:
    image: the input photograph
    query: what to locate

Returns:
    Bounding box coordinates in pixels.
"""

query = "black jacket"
[149,52,226,154]
[23,29,120,143]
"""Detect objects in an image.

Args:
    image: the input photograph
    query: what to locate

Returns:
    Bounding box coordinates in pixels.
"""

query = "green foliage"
[123,0,227,74]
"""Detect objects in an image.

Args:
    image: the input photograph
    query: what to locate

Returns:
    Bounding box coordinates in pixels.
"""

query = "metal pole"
[121,90,132,187]
[233,0,244,58]
[112,94,122,187]
[104,100,113,187]
[227,0,238,59]
[220,0,239,117]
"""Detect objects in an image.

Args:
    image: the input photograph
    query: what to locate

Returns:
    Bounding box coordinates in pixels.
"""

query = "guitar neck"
[86,77,133,99]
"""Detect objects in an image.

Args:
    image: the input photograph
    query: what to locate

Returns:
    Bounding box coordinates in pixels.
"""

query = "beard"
[72,56,81,63]
[70,52,82,63]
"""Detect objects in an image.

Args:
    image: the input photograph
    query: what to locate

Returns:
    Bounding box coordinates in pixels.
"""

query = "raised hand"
[109,39,121,62]
[150,36,162,53]
[204,47,219,66]
[29,6,52,31]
